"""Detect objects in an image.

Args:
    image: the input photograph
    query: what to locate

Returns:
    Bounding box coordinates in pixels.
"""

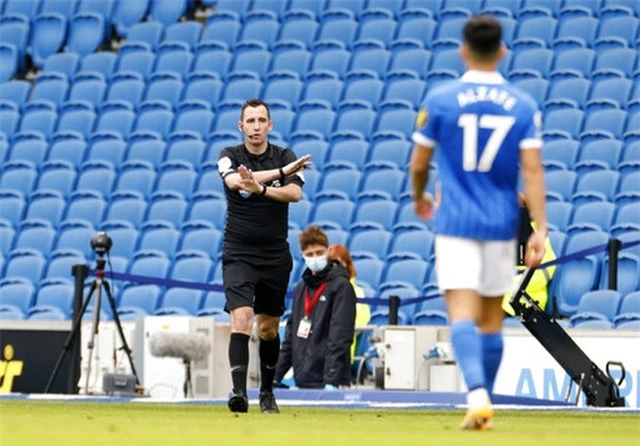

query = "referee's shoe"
[259,391,280,414]
[228,391,248,413]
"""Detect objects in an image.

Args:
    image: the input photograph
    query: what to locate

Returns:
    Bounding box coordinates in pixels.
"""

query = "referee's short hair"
[463,15,502,59]
[299,226,329,251]
[241,98,271,120]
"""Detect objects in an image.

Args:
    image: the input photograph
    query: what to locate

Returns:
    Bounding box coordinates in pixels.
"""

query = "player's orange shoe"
[460,404,494,431]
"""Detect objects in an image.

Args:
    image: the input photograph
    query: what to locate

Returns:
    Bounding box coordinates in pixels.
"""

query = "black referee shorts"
[222,253,293,316]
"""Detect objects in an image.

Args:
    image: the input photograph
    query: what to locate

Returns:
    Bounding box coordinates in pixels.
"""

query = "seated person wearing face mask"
[274,226,357,390]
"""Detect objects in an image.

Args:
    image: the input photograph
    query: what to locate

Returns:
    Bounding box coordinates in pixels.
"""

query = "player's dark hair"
[463,15,502,60]
[240,98,271,121]
[299,226,329,250]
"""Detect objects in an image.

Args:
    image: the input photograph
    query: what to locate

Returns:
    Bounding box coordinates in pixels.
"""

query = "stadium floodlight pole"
[509,267,625,407]
[45,233,141,394]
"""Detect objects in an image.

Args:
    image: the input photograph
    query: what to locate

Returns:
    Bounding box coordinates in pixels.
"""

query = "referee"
[217,99,311,413]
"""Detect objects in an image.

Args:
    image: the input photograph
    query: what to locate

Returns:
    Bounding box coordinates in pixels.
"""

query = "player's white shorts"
[434,235,517,297]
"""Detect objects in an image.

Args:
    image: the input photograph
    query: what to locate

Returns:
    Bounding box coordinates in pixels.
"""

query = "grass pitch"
[1,401,639,446]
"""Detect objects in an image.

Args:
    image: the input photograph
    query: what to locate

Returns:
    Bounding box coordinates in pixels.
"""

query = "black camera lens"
[90,231,113,256]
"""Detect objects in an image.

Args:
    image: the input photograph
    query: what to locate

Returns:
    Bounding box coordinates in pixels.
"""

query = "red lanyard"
[304,282,327,317]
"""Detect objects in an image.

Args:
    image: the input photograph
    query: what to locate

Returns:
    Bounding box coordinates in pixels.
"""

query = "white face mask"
[304,255,328,273]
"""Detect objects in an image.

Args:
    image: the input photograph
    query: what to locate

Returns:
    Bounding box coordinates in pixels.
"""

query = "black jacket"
[275,261,356,388]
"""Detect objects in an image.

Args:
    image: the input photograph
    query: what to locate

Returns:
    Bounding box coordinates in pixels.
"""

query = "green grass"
[1,401,639,446]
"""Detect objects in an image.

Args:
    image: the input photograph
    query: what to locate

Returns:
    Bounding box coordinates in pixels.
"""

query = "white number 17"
[458,113,515,172]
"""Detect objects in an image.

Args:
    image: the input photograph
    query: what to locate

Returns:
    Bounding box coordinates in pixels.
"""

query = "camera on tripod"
[90,231,112,257]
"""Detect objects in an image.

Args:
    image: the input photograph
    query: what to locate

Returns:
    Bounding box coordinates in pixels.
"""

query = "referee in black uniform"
[217,99,311,413]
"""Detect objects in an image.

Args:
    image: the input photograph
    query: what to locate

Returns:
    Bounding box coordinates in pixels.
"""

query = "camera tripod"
[45,256,141,394]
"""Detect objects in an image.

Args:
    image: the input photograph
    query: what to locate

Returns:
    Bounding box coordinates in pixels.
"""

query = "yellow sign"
[0,344,24,393]
[415,108,429,129]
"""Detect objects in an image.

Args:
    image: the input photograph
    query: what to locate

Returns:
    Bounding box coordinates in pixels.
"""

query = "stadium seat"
[144,72,184,109]
[552,256,601,317]
[127,21,164,51]
[155,288,203,316]
[146,190,189,228]
[569,289,622,327]
[100,220,139,259]
[118,284,163,318]
[573,170,620,203]
[44,248,86,280]
[0,161,37,198]
[55,219,95,258]
[201,12,241,50]
[263,70,303,110]
[310,40,351,77]
[134,101,174,140]
[352,256,385,290]
[31,278,75,319]
[389,40,432,78]
[375,100,416,138]
[317,10,358,48]
[105,72,145,110]
[294,100,336,138]
[352,199,399,231]
[342,69,384,105]
[311,198,355,230]
[288,0,326,16]
[31,13,67,68]
[79,51,117,80]
[302,70,343,109]
[86,131,127,166]
[599,254,640,297]
[0,17,28,72]
[180,220,222,255]
[348,227,392,259]
[278,10,319,48]
[67,72,107,109]
[8,132,48,166]
[13,218,57,255]
[56,101,96,139]
[0,80,31,111]
[36,160,77,198]
[113,0,150,37]
[270,42,312,79]
[138,220,181,259]
[613,291,640,328]
[383,70,426,108]
[171,250,214,283]
[188,191,227,229]
[25,189,66,228]
[64,190,106,228]
[18,102,58,140]
[31,71,71,106]
[0,277,36,318]
[569,202,616,233]
[67,13,105,57]
[240,10,280,48]
[5,249,46,283]
[125,133,166,166]
[105,190,148,228]
[149,0,187,27]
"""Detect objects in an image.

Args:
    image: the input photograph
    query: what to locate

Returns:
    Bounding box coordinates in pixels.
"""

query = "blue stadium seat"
[173,100,214,140]
[35,160,77,198]
[67,12,105,57]
[134,100,174,140]
[188,191,227,229]
[44,248,85,280]
[311,198,355,229]
[389,41,432,80]
[94,101,135,140]
[0,277,36,318]
[13,218,56,255]
[105,190,148,228]
[56,100,96,139]
[222,71,262,102]
[100,220,139,259]
[616,203,640,227]
[127,21,164,51]
[333,100,374,139]
[271,41,312,79]
[383,252,429,292]
[556,15,598,47]
[367,0,405,17]
[552,255,602,317]
[30,71,69,108]
[352,256,385,289]
[302,70,342,108]
[182,72,222,111]
[18,102,57,141]
[231,41,271,78]
[357,10,397,45]
[294,100,336,137]
[375,100,416,138]
[574,169,621,203]
[114,160,156,199]
[31,278,75,318]
[67,72,107,109]
[214,0,251,19]
[105,72,145,109]
[201,12,241,49]
[155,288,203,316]
[288,0,326,16]
[516,16,557,46]
[543,109,584,140]
[198,290,226,315]
[144,72,184,109]
[326,137,368,170]
[138,220,180,259]
[0,80,31,110]
[0,101,19,138]
[171,249,214,282]
[317,9,358,48]
[30,13,67,68]
[118,284,162,318]
[546,201,573,232]
[510,48,555,78]
[310,40,351,77]
[589,77,633,109]
[4,0,41,20]
[318,162,362,200]
[0,160,38,198]
[154,41,194,79]
[0,219,16,256]
[613,291,640,328]
[113,0,150,37]
[569,289,622,327]
[262,70,303,108]
[192,42,231,79]
[569,201,616,233]
[278,10,319,48]
[180,220,222,254]
[5,248,46,283]
[64,190,105,227]
[240,10,279,48]
[54,219,94,258]
[8,132,48,166]
[545,170,578,201]
[352,199,399,231]
[543,139,580,171]
[369,132,411,168]
[599,252,640,297]
[291,139,328,172]
[147,190,189,228]
[79,51,117,80]
[598,16,639,45]
[578,139,622,170]
[149,0,187,27]
[127,250,170,281]
[84,133,126,167]
[348,228,392,259]
[383,71,426,108]
[327,0,366,16]
[164,133,205,167]
[512,78,548,108]
[361,162,405,200]
[582,109,627,140]
[25,189,66,228]
[0,16,29,71]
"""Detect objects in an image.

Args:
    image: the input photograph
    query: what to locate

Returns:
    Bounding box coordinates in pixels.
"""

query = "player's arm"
[520,111,548,267]
[410,105,437,220]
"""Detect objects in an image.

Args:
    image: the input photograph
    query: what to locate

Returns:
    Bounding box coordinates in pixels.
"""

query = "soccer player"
[410,16,547,430]
[218,99,310,413]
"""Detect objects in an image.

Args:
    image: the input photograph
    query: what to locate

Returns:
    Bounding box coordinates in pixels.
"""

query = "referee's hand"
[237,165,261,194]
[284,154,312,175]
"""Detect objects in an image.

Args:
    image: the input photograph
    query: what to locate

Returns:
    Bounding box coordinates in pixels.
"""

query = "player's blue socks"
[450,320,485,391]
[481,332,503,396]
